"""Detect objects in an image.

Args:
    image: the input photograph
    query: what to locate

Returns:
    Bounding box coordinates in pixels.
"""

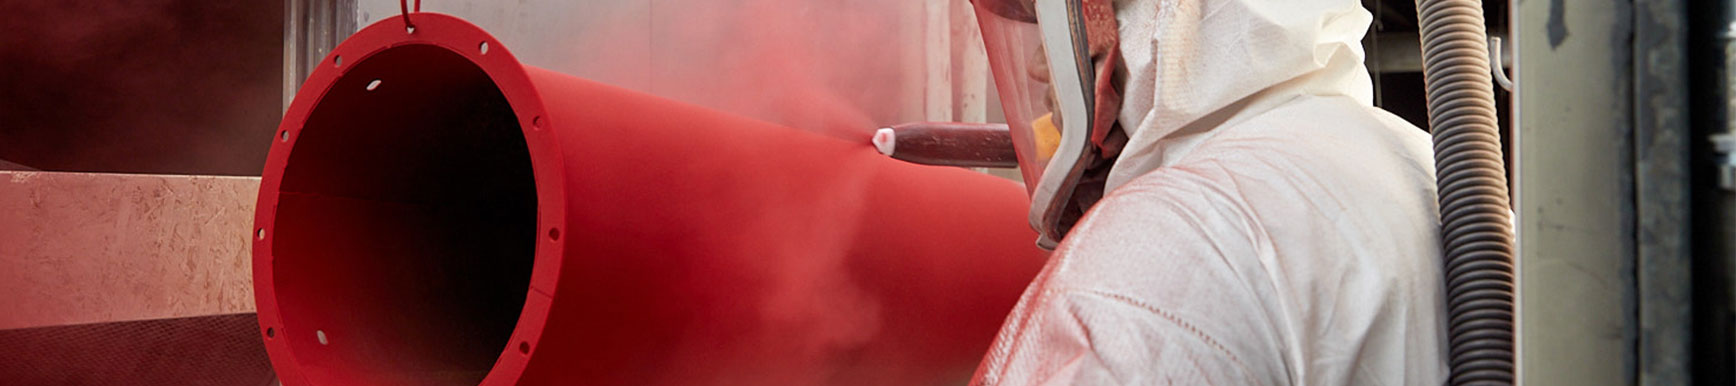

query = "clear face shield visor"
[974,0,1104,248]
[974,3,1055,190]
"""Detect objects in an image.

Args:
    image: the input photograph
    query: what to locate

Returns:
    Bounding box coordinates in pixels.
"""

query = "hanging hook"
[400,0,422,32]
[1489,36,1515,91]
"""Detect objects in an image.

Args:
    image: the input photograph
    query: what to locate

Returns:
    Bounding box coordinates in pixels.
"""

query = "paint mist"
[559,0,927,141]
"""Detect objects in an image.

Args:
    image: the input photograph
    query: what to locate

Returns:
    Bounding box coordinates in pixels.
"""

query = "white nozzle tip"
[872,128,896,156]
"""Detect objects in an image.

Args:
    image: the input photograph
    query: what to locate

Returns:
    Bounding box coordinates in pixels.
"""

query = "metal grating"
[0,314,275,386]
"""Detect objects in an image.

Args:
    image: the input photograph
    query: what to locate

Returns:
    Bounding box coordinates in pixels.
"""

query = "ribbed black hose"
[1414,0,1516,384]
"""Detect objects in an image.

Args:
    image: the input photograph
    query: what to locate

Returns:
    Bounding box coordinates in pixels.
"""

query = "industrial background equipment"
[0,0,1730,385]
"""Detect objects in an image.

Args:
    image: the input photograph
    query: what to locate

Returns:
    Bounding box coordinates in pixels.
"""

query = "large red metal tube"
[253,13,1046,386]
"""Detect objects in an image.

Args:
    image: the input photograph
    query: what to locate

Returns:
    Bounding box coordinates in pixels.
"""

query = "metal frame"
[1513,0,1638,384]
[1514,0,1701,384]
[1632,1,1693,384]
[283,0,358,111]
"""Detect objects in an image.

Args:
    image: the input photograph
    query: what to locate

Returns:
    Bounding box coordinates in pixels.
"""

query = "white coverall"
[972,0,1449,384]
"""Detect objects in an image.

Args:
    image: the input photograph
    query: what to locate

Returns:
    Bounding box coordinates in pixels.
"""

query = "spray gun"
[871,122,1018,168]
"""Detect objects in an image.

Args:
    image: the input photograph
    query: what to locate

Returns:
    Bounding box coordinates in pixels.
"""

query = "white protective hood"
[1106,0,1377,190]
[972,0,1449,384]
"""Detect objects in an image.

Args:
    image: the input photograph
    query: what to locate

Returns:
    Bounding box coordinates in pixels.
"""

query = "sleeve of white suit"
[972,288,1259,385]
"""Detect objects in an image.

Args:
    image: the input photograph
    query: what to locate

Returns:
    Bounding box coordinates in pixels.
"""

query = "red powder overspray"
[571,0,924,141]
[527,2,1033,384]
[0,1,282,175]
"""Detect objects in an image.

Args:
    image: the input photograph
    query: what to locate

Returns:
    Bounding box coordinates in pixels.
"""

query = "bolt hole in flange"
[270,44,536,385]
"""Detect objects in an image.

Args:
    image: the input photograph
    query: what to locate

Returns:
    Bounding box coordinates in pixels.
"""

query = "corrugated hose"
[1414,0,1516,384]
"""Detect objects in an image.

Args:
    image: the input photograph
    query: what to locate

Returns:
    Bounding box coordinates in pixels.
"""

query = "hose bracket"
[1714,133,1736,191]
[1489,37,1514,92]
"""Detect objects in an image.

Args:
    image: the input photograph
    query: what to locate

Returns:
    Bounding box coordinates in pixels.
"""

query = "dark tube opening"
[270,44,536,385]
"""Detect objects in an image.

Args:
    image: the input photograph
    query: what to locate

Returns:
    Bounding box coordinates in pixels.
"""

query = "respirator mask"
[973,0,1125,249]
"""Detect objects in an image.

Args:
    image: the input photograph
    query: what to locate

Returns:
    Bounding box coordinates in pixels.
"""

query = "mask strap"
[1080,0,1125,158]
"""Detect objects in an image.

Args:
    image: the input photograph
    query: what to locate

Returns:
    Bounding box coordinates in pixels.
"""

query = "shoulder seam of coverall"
[1058,287,1258,379]
[1100,163,1211,198]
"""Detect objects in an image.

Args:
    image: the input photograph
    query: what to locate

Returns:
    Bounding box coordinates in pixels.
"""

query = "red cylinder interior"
[270,44,536,385]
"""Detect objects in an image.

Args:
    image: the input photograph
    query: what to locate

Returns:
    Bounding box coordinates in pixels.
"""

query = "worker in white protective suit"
[968,0,1448,384]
